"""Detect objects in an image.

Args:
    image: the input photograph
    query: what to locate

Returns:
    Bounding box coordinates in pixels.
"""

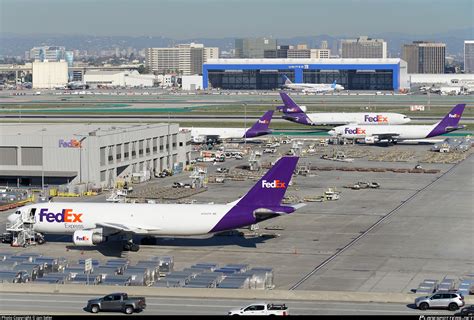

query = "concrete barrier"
[1,283,473,304]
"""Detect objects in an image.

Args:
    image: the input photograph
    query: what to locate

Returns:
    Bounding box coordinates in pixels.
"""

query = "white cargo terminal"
[0,123,191,188]
[84,70,155,88]
[32,60,68,89]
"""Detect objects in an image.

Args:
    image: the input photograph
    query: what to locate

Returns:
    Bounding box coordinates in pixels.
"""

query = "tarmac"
[0,142,472,297]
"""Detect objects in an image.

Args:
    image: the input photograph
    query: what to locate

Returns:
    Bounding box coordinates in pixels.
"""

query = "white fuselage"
[18,202,234,236]
[307,112,410,125]
[285,83,344,92]
[331,124,436,140]
[184,127,247,141]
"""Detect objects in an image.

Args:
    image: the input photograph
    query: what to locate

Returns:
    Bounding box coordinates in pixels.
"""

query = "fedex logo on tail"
[364,115,388,123]
[344,128,366,135]
[39,208,83,223]
[449,113,461,118]
[258,119,269,124]
[262,179,286,189]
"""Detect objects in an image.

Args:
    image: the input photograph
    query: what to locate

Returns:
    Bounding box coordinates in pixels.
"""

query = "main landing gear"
[122,236,140,252]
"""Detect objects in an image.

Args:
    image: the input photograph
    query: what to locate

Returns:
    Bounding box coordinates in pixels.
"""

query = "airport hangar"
[203,58,409,91]
[0,124,192,188]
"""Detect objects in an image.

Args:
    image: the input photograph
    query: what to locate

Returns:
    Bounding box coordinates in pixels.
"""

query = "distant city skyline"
[1,0,472,38]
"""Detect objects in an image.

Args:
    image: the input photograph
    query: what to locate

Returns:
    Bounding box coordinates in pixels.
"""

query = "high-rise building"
[464,41,474,73]
[402,41,446,73]
[30,46,66,62]
[321,40,328,49]
[287,48,311,59]
[310,49,331,59]
[341,36,387,58]
[145,43,219,75]
[264,45,292,59]
[234,38,277,58]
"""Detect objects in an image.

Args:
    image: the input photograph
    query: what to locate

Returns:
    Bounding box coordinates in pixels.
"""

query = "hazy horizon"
[1,0,472,38]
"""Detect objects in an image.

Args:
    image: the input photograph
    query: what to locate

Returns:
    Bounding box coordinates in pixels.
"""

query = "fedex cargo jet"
[8,156,302,252]
[183,110,274,143]
[329,104,466,144]
[277,92,410,126]
[281,74,344,93]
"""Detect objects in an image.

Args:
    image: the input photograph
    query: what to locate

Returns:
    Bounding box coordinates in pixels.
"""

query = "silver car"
[415,292,465,311]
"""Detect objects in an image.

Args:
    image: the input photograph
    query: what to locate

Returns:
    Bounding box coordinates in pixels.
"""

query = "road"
[1,114,474,122]
[0,292,458,315]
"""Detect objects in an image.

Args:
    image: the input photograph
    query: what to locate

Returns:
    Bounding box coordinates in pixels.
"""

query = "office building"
[311,49,331,59]
[30,46,66,62]
[0,124,191,188]
[287,48,311,59]
[145,43,218,75]
[234,38,277,58]
[402,41,446,73]
[464,41,474,73]
[341,36,387,58]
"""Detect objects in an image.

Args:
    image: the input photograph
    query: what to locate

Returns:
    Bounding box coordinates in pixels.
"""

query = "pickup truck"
[228,302,289,316]
[86,292,146,314]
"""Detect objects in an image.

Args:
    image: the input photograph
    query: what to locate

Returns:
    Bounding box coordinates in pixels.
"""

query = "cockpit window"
[15,210,21,215]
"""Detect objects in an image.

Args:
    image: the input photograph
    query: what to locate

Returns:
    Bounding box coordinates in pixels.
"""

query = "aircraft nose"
[404,117,411,123]
[328,129,336,136]
[7,213,17,223]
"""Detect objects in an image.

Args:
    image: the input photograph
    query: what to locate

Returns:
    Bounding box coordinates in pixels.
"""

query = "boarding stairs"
[6,210,37,247]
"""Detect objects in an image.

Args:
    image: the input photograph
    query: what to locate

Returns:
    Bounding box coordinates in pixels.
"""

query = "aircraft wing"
[96,222,161,234]
[253,204,306,220]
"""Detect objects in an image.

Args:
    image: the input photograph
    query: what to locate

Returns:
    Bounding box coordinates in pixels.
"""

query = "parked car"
[216,167,229,174]
[228,302,289,316]
[457,305,474,316]
[172,182,185,188]
[415,292,465,311]
[263,148,276,154]
[86,292,146,314]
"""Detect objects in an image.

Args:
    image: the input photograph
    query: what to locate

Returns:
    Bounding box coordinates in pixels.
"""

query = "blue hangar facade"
[202,58,409,91]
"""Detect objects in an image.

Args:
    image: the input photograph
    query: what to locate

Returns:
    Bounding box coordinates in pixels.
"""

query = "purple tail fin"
[244,110,274,138]
[278,92,313,125]
[238,156,298,207]
[210,156,299,233]
[427,104,466,138]
[279,92,304,113]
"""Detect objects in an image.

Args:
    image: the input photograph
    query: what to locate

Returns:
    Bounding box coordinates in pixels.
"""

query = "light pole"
[243,103,247,146]
[75,135,87,184]
[41,128,46,194]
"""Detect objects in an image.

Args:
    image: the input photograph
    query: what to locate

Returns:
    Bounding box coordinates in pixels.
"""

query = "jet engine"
[364,136,379,144]
[73,230,105,246]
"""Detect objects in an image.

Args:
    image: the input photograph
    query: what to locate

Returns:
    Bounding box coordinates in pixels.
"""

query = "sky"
[0,0,473,38]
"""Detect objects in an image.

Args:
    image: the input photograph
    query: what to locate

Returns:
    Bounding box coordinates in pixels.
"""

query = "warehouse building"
[84,70,155,88]
[32,60,68,89]
[0,124,191,188]
[203,58,409,91]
